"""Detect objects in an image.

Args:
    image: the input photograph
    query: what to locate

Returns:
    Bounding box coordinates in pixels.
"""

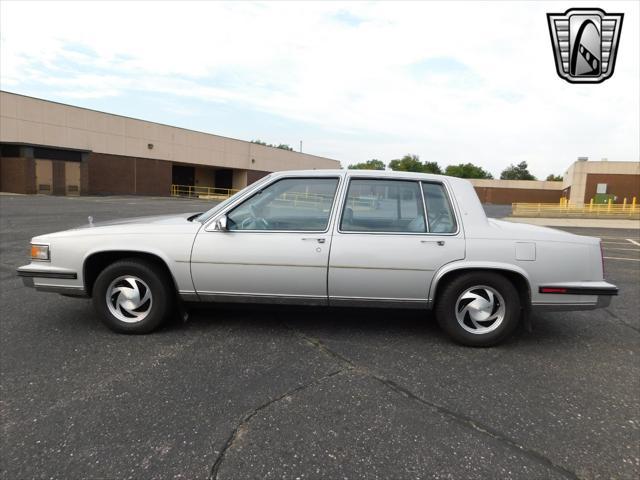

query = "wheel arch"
[429,262,532,310]
[83,250,179,298]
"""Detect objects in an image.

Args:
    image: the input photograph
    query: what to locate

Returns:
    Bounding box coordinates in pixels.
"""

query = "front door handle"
[302,237,326,244]
[421,240,445,246]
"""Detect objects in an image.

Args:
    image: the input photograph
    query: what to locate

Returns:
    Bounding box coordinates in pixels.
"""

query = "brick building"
[562,158,640,206]
[1,91,638,204]
[0,91,340,196]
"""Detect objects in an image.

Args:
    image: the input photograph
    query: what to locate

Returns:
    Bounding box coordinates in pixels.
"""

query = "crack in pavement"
[208,367,346,480]
[285,325,580,480]
[604,308,640,334]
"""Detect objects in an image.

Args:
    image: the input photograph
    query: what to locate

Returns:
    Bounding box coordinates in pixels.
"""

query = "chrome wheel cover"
[106,276,153,323]
[455,285,506,335]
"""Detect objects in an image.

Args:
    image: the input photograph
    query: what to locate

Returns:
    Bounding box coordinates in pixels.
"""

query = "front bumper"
[16,265,86,297]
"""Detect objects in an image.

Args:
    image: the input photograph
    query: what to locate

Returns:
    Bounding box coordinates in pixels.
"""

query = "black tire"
[435,272,521,347]
[92,259,173,334]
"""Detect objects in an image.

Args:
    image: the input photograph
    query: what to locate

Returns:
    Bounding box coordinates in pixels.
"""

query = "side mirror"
[214,215,228,231]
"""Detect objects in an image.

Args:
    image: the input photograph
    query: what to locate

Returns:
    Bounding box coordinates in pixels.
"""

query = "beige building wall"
[0,91,340,175]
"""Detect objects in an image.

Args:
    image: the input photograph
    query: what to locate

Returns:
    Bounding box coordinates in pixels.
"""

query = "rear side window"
[340,179,426,233]
[422,182,457,233]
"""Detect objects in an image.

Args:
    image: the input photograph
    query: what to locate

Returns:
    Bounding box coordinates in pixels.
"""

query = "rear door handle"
[302,237,326,244]
[421,240,445,246]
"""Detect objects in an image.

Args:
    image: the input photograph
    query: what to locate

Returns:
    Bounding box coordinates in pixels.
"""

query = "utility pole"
[299,141,302,153]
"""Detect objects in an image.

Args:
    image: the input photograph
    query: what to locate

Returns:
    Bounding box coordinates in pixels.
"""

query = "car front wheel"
[92,259,173,334]
[435,272,521,347]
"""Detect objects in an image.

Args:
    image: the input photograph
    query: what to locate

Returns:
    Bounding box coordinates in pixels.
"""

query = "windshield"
[194,174,274,222]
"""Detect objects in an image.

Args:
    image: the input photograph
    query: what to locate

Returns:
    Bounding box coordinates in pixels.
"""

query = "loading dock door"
[65,162,81,195]
[172,165,195,186]
[35,159,53,194]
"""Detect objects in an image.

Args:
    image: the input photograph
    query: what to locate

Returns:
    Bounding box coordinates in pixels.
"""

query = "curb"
[502,217,640,230]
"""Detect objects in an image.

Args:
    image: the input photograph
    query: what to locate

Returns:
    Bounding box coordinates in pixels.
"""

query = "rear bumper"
[532,281,617,312]
[538,285,618,296]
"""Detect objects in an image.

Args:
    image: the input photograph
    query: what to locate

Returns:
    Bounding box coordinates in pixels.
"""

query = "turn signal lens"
[31,244,50,261]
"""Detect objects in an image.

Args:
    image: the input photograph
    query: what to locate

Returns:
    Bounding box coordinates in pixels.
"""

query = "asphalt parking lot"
[1,194,639,479]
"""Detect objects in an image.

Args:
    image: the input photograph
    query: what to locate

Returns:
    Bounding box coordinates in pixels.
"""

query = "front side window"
[227,177,339,231]
[340,179,426,233]
[422,182,457,233]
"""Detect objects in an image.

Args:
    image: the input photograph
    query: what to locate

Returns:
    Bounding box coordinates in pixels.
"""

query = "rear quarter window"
[422,182,457,233]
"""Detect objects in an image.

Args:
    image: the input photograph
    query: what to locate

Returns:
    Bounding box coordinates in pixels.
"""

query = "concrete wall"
[0,91,340,175]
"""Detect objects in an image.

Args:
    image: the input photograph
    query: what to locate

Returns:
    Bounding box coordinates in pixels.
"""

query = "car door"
[328,177,465,307]
[190,176,341,304]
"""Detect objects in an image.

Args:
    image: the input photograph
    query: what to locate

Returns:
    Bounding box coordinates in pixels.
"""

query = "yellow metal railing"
[513,197,639,218]
[170,184,239,200]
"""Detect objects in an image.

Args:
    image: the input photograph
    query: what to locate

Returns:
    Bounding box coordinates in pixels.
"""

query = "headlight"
[31,244,50,261]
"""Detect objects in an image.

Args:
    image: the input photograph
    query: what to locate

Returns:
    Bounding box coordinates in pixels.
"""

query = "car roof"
[271,169,458,182]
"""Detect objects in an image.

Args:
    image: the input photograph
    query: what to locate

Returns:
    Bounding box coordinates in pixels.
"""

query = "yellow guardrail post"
[608,198,612,212]
[632,197,637,213]
[589,198,593,211]
[623,197,627,210]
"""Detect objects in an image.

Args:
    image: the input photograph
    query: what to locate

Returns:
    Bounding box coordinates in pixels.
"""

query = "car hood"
[77,212,201,228]
[31,213,203,241]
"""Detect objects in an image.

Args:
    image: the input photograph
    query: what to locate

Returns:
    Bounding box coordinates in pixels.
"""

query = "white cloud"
[1,0,638,178]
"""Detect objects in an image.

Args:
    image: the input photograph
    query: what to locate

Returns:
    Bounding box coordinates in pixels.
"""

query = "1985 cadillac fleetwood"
[17,170,618,346]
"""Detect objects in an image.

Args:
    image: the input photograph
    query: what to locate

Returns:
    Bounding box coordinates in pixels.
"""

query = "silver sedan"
[17,170,618,346]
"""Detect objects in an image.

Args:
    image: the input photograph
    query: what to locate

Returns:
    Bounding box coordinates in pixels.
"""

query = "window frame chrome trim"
[204,174,345,235]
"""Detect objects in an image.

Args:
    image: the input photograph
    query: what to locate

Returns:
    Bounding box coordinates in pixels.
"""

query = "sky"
[1,0,638,179]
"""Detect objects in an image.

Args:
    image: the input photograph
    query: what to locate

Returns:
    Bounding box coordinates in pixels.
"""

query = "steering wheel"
[240,205,269,230]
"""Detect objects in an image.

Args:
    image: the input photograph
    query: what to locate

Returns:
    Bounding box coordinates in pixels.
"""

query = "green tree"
[251,139,293,151]
[348,159,386,170]
[500,161,536,180]
[388,154,442,174]
[444,163,493,179]
[546,173,563,181]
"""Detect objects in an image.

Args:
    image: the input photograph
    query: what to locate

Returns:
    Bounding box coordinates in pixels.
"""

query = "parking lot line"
[603,247,640,252]
[627,238,640,246]
[598,236,639,240]
[603,256,640,262]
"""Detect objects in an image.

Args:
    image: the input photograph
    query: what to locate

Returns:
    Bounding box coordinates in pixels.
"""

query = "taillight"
[541,287,567,293]
[600,241,605,278]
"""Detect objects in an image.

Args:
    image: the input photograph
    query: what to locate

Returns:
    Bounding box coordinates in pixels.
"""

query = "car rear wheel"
[92,259,173,334]
[435,272,521,347]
